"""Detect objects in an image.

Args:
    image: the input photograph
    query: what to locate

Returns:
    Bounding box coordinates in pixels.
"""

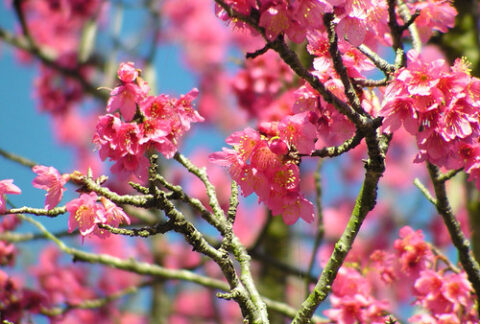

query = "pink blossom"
[394,226,432,277]
[0,179,21,213]
[117,62,138,83]
[411,0,457,43]
[232,50,293,119]
[412,270,475,321]
[32,165,70,210]
[66,192,100,236]
[324,266,390,324]
[0,241,16,266]
[106,82,146,122]
[34,63,84,115]
[259,4,290,41]
[278,112,316,155]
[336,13,366,47]
[164,0,229,69]
[31,245,94,305]
[99,197,131,228]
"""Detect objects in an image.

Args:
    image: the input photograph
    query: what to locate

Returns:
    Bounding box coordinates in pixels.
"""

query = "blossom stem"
[174,153,226,223]
[386,0,406,68]
[173,153,269,322]
[99,221,174,237]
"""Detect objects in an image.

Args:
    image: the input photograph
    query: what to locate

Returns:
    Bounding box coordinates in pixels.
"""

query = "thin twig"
[438,168,463,183]
[310,130,364,157]
[413,178,437,205]
[0,147,37,168]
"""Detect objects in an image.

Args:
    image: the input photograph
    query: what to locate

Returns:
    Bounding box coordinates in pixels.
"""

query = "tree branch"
[426,162,480,314]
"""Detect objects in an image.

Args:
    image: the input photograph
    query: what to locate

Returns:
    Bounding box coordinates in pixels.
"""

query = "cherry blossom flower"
[117,62,138,83]
[66,192,100,236]
[32,165,70,210]
[106,82,147,122]
[99,197,131,229]
[324,266,390,324]
[393,226,433,277]
[0,179,21,213]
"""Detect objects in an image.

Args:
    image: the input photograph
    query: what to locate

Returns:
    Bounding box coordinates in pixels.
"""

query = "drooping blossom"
[66,192,100,236]
[210,124,315,225]
[66,192,130,239]
[0,179,21,213]
[99,197,131,229]
[32,165,70,210]
[106,82,148,122]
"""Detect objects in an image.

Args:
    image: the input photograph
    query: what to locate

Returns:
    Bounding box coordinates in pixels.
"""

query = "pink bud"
[118,62,138,83]
[269,138,289,155]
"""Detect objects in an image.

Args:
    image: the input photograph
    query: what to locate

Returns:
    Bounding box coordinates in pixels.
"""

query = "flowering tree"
[1,0,480,323]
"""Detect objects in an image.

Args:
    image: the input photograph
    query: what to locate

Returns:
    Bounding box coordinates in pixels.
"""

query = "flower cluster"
[324,266,390,323]
[216,0,456,46]
[380,51,480,187]
[210,112,316,224]
[321,226,479,323]
[231,49,293,118]
[93,62,204,178]
[20,0,103,57]
[411,270,477,323]
[372,226,477,323]
[66,192,130,239]
[31,246,95,305]
[0,270,45,323]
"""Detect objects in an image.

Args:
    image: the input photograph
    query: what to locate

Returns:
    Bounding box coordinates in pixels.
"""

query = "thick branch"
[426,162,480,313]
